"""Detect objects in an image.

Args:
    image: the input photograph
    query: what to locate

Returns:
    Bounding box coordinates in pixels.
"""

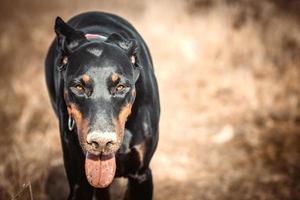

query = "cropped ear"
[106,33,140,82]
[54,16,86,53]
[105,33,138,57]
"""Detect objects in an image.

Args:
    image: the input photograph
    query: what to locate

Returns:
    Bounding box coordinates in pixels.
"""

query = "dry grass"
[1,0,300,199]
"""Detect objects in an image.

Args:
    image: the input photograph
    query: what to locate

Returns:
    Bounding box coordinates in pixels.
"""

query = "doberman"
[45,12,160,200]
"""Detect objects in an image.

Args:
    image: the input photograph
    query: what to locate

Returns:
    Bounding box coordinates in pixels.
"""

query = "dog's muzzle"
[86,131,118,155]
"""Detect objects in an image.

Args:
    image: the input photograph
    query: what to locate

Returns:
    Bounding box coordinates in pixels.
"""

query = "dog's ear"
[105,33,138,57]
[54,16,86,53]
[106,33,140,82]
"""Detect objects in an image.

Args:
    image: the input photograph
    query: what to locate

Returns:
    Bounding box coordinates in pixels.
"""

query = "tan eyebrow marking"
[111,73,119,82]
[82,74,91,83]
[67,103,90,148]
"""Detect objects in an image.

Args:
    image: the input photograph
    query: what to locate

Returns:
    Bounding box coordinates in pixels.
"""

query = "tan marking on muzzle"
[113,104,132,142]
[67,103,89,147]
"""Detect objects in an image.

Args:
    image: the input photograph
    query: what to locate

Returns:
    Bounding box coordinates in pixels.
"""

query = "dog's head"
[54,16,140,187]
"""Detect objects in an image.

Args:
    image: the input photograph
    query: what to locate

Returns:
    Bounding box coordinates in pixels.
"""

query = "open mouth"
[85,152,116,188]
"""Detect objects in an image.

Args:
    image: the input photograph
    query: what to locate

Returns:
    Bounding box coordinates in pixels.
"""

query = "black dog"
[45,12,160,200]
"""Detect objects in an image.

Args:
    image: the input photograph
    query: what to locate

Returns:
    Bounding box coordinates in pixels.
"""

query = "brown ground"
[1,0,300,199]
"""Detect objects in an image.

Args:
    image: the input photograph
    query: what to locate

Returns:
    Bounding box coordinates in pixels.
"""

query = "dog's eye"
[74,84,85,93]
[116,84,125,92]
[111,84,129,96]
[70,83,92,97]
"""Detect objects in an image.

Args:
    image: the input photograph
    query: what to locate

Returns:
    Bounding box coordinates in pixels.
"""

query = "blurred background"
[1,0,300,199]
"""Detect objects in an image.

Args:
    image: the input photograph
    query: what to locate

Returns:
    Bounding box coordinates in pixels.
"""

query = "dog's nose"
[87,132,117,152]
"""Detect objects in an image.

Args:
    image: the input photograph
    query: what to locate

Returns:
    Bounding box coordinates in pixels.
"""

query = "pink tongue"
[85,153,116,188]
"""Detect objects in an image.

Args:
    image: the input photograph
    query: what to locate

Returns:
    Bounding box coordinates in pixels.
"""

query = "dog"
[45,11,160,200]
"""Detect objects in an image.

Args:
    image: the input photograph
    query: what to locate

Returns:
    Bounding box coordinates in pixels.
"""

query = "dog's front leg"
[58,110,94,200]
[125,168,153,200]
[123,105,158,200]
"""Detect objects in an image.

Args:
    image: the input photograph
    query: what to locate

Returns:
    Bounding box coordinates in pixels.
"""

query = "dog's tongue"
[85,153,116,188]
